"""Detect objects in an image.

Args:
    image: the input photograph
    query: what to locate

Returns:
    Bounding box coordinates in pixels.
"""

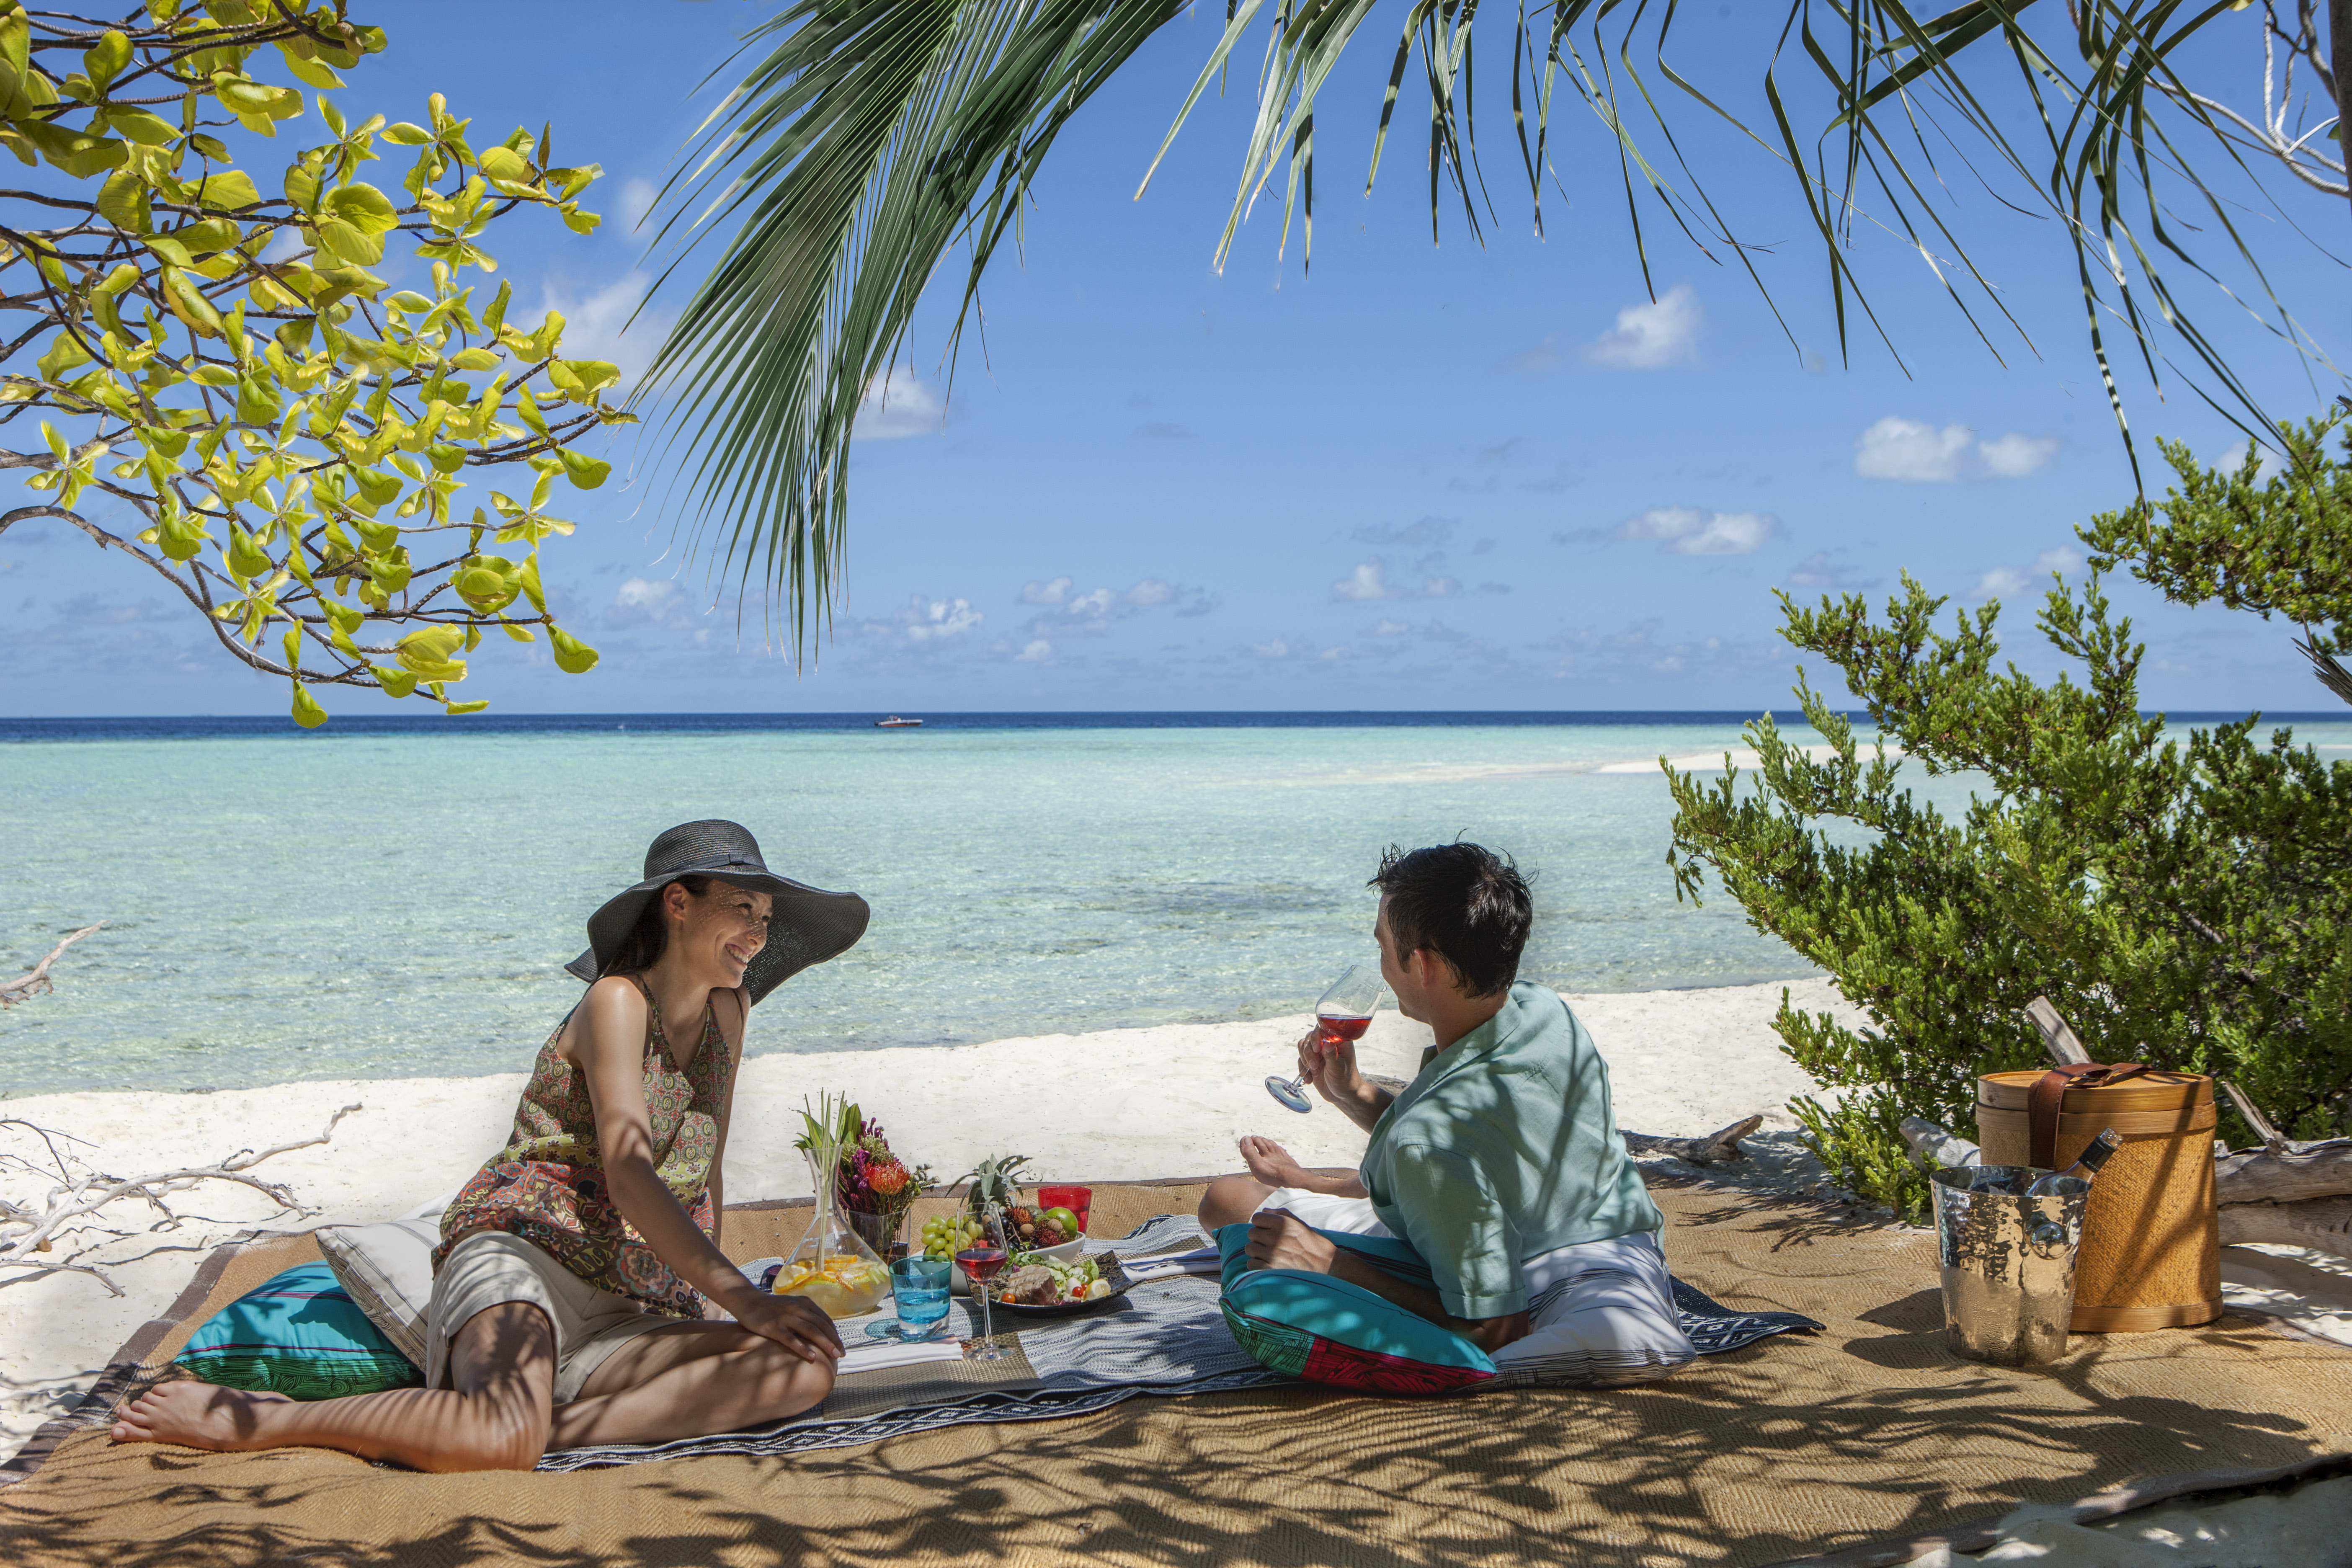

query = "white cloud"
[1251,638,1290,658]
[1580,284,1703,370]
[1020,576,1072,606]
[855,369,943,440]
[606,576,695,628]
[1855,417,2062,482]
[539,273,671,385]
[1331,558,1460,601]
[618,176,657,232]
[1970,546,2083,600]
[1015,639,1052,662]
[1977,431,2064,479]
[1015,575,1206,637]
[897,596,981,641]
[1125,578,1176,606]
[1371,618,1412,637]
[1614,507,1779,557]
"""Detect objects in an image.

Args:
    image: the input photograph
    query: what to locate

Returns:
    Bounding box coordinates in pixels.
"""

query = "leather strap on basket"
[2029,1062,2148,1168]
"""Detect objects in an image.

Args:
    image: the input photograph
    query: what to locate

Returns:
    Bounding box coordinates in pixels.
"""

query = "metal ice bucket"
[1929,1165,2089,1366]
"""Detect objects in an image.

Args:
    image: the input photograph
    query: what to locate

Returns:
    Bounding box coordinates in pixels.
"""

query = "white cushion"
[316,1217,440,1367]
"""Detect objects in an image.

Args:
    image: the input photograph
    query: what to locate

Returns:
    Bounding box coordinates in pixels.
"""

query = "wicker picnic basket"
[1976,1066,2220,1332]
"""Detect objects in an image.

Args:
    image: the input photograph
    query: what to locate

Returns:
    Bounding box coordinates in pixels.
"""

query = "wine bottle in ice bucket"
[1267,963,1386,1113]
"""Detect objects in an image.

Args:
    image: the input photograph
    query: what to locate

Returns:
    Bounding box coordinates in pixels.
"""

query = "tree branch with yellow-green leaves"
[0,0,629,725]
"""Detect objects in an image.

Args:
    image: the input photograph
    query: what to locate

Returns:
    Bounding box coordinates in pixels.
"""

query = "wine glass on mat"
[954,1206,1010,1360]
[1267,963,1385,1113]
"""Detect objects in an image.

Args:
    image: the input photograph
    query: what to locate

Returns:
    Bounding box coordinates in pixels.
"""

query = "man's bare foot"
[1238,1135,1307,1187]
[111,1380,294,1452]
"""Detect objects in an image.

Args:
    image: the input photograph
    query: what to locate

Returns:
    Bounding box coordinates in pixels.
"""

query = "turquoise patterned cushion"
[1215,1224,1496,1394]
[175,1262,423,1400]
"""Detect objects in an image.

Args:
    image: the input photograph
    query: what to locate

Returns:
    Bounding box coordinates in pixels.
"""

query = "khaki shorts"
[426,1231,684,1403]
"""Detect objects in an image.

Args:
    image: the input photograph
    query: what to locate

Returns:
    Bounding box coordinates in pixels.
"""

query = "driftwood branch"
[0,1104,361,1295]
[2219,1080,2290,1149]
[0,921,105,1007]
[1620,1116,1763,1165]
[1900,1115,1982,1169]
[2215,1140,2352,1205]
[2220,1197,2352,1255]
[2023,996,2094,1065]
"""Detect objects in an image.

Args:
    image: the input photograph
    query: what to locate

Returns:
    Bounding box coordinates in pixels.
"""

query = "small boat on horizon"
[874,714,923,729]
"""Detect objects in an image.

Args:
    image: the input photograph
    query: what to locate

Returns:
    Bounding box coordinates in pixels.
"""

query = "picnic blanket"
[542,1213,1822,1470]
[5,1179,2352,1568]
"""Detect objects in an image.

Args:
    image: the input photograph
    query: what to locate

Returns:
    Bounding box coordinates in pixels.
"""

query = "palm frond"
[645,0,2339,642]
[634,0,1183,657]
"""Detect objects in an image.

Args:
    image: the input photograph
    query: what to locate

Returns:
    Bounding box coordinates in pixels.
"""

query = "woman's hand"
[728,1289,845,1367]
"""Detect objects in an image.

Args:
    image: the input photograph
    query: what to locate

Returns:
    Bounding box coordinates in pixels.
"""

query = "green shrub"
[1666,425,2352,1220]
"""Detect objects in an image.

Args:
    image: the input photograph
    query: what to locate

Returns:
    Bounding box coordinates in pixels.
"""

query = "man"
[1200,841,1694,1385]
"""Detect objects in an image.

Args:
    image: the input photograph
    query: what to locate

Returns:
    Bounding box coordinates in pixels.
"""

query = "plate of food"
[988,1251,1136,1317]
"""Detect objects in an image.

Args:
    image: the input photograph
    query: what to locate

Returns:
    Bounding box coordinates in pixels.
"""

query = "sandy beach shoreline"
[1,977,1849,1452]
[12,973,2346,1465]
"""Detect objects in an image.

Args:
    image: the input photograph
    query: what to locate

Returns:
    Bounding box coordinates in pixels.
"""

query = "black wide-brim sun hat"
[564,820,869,1005]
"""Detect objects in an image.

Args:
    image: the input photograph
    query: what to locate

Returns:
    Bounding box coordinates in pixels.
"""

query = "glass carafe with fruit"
[774,1093,892,1318]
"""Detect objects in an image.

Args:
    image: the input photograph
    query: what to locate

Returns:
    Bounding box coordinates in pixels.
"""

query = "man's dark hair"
[1368,841,1532,998]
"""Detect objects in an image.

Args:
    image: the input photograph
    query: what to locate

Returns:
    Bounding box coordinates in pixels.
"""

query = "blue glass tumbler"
[868,1255,954,1340]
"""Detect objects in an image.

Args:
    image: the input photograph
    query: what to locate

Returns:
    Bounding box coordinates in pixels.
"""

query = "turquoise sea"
[7,711,2346,1098]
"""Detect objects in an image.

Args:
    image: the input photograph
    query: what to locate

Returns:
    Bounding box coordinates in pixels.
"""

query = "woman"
[111,820,870,1470]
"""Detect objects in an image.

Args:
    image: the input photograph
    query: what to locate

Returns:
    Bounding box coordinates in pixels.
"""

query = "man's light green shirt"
[1359,981,1661,1319]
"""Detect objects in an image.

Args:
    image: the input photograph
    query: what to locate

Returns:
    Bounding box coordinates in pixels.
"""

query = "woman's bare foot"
[111,1380,294,1452]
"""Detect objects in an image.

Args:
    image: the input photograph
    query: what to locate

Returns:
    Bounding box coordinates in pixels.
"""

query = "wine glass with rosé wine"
[955,1205,1011,1360]
[1267,963,1386,1114]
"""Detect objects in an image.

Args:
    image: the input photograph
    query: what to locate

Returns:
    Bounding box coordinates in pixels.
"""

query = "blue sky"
[4,3,2348,717]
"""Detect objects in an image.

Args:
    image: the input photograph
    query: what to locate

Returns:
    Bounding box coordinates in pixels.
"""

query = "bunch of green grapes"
[918,1212,987,1260]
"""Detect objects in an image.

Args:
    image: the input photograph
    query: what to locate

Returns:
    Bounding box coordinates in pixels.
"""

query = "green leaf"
[558,448,611,489]
[548,627,598,674]
[103,108,181,147]
[371,664,419,698]
[95,169,151,232]
[477,144,531,183]
[82,30,130,90]
[322,182,399,237]
[380,121,433,145]
[190,169,263,210]
[291,683,328,727]
[282,52,344,90]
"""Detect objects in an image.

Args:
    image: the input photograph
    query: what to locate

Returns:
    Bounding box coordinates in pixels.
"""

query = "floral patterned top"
[436,979,735,1318]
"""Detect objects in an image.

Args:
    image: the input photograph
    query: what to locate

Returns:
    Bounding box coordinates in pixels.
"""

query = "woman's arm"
[573,980,838,1363]
[704,986,749,1258]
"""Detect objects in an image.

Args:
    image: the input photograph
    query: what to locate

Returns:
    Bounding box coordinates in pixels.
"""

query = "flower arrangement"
[796,1095,931,1248]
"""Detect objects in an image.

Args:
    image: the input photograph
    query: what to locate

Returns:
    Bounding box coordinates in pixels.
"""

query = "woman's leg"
[110,1301,560,1473]
[547,1320,834,1450]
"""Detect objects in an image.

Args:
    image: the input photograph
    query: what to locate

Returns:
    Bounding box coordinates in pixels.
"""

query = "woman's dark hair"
[605,874,715,976]
[1368,842,1532,998]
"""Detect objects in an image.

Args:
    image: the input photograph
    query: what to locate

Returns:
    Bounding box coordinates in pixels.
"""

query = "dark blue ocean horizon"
[3,709,2335,743]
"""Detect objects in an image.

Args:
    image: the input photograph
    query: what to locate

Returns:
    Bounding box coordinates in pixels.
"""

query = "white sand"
[0,978,1843,1449]
[5,973,2347,1467]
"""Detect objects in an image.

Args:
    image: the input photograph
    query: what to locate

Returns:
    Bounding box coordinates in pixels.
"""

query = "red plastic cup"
[1037,1184,1093,1237]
